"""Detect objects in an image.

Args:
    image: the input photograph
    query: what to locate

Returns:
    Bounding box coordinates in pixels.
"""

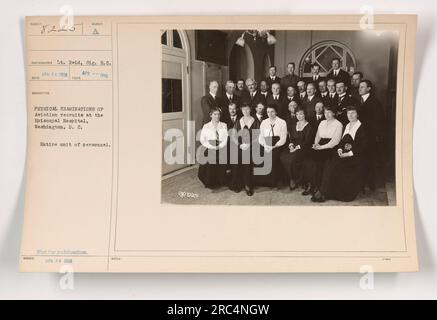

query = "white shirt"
[256,113,263,121]
[209,92,216,99]
[334,69,339,76]
[316,114,323,120]
[259,117,287,147]
[250,90,257,97]
[307,95,315,102]
[200,121,228,149]
[315,119,343,149]
[361,93,370,103]
[273,94,280,100]
[338,92,347,100]
[226,93,233,100]
[261,91,268,97]
[321,92,328,97]
[239,116,255,129]
[300,92,306,99]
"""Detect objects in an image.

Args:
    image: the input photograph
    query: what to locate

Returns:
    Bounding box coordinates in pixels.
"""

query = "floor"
[162,166,394,206]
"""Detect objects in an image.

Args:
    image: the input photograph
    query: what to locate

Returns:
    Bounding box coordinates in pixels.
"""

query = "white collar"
[250,90,257,96]
[338,92,347,98]
[321,92,327,96]
[240,116,254,127]
[226,92,233,98]
[209,92,216,98]
[307,95,314,101]
[361,93,370,102]
[261,91,268,96]
[296,121,309,131]
[343,120,362,140]
[273,94,279,98]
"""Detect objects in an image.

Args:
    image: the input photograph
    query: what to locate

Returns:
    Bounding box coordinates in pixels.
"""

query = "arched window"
[299,40,356,78]
[161,30,184,51]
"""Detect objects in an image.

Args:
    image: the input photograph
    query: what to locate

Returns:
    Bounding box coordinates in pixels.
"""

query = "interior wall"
[274,30,399,107]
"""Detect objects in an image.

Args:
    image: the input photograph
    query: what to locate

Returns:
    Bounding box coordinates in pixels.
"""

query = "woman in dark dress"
[197,108,228,188]
[301,105,343,196]
[258,105,288,189]
[311,105,368,202]
[280,108,313,190]
[229,103,259,196]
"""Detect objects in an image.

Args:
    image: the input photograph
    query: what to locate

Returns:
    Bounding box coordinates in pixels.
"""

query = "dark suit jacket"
[222,114,241,130]
[304,75,325,88]
[222,94,242,117]
[336,94,356,126]
[241,91,266,112]
[359,94,384,140]
[265,76,281,89]
[327,69,351,86]
[280,74,300,91]
[301,95,323,120]
[284,95,302,107]
[321,92,339,109]
[265,93,288,118]
[200,93,224,124]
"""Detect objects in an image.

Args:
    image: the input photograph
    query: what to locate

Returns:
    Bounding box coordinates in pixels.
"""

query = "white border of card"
[20,15,418,272]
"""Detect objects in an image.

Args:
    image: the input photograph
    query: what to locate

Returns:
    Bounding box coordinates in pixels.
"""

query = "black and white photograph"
[162,29,398,206]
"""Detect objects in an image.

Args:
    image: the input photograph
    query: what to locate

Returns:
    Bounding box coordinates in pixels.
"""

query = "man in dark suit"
[200,80,223,124]
[350,71,363,101]
[265,65,281,89]
[265,82,288,118]
[234,79,246,98]
[280,62,300,92]
[318,79,329,103]
[254,101,267,125]
[309,101,326,140]
[241,78,266,113]
[304,64,325,88]
[222,80,241,117]
[326,58,351,87]
[359,79,385,190]
[259,80,269,100]
[284,85,301,106]
[324,79,338,109]
[335,81,355,126]
[297,80,307,102]
[301,83,323,120]
[222,102,241,191]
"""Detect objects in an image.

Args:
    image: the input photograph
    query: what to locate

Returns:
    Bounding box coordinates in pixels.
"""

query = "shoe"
[246,189,253,196]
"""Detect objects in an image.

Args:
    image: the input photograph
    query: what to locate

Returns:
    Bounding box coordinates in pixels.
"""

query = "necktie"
[270,124,275,136]
[229,95,233,102]
[360,97,364,104]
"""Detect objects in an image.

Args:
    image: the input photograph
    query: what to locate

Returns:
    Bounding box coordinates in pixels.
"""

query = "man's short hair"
[225,80,235,86]
[237,78,245,83]
[332,57,341,63]
[360,79,373,89]
[287,62,295,68]
[245,78,256,86]
[311,63,320,69]
[353,71,364,78]
[269,65,277,71]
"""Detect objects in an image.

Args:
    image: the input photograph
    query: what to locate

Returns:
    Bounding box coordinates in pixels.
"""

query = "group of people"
[198,58,384,202]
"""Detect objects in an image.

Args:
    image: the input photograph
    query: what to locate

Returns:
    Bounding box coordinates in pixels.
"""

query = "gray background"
[0,0,435,299]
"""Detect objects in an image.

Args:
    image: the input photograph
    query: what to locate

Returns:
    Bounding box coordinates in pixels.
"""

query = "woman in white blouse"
[258,105,287,188]
[198,108,228,188]
[302,105,343,196]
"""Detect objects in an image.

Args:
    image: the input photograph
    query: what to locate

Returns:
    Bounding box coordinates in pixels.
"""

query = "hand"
[337,148,343,156]
[289,147,296,153]
[264,145,272,153]
[313,144,321,150]
[288,143,294,150]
